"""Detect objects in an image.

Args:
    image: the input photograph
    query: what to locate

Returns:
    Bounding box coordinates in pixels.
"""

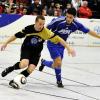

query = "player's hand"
[1,44,7,51]
[67,48,76,57]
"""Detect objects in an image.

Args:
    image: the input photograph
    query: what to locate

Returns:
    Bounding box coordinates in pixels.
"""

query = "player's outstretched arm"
[88,30,100,39]
[1,35,17,51]
[58,37,76,57]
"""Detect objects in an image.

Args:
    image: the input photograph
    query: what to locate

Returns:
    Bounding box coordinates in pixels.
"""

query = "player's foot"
[57,81,64,88]
[39,59,45,71]
[9,80,19,89]
[1,66,14,77]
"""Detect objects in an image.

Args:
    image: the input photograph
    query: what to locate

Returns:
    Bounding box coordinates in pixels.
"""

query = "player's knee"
[27,64,36,74]
[20,60,29,68]
[54,59,62,67]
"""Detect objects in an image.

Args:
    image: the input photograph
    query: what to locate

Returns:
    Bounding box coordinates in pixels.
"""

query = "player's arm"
[50,35,75,57]
[88,30,100,39]
[78,21,100,39]
[0,26,28,51]
[1,35,17,51]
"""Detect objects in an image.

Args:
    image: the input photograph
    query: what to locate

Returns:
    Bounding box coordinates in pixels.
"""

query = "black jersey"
[15,25,44,47]
[15,24,62,48]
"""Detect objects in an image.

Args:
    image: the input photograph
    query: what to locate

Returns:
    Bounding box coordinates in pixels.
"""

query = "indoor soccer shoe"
[57,81,64,88]
[1,66,14,77]
[39,59,45,71]
[9,80,19,89]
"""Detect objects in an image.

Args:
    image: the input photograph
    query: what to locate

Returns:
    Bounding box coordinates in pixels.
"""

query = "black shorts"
[20,45,43,66]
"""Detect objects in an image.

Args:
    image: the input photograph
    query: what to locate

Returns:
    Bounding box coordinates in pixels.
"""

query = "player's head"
[65,8,76,24]
[35,15,45,31]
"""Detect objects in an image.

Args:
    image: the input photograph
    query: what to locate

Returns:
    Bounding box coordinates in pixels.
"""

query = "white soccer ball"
[13,74,27,88]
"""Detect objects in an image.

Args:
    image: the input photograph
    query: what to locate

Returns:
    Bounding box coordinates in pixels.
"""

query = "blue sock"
[55,67,61,82]
[42,60,53,68]
[42,60,61,81]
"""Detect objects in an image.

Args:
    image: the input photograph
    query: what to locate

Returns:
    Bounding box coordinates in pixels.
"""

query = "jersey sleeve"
[77,22,90,33]
[47,16,65,32]
[49,35,63,44]
[15,26,30,38]
[43,28,62,44]
[47,18,57,31]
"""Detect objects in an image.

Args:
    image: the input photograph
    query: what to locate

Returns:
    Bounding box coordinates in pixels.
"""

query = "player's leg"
[54,48,64,88]
[1,47,30,77]
[39,44,60,70]
[21,64,36,77]
[40,58,64,88]
[1,59,29,77]
[9,63,36,89]
[39,43,63,69]
[52,53,64,88]
[39,45,64,87]
[18,51,41,80]
[1,62,20,77]
[20,54,40,78]
[9,53,40,89]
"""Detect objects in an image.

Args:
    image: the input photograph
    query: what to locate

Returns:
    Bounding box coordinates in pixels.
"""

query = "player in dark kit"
[39,8,100,88]
[1,15,75,89]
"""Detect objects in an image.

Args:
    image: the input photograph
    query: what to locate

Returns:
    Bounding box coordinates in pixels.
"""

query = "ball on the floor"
[13,74,27,88]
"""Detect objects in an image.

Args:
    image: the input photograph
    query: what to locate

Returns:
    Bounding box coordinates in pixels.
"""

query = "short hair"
[67,8,76,16]
[35,15,45,22]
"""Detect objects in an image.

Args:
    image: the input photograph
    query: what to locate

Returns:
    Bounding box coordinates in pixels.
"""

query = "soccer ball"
[13,74,27,88]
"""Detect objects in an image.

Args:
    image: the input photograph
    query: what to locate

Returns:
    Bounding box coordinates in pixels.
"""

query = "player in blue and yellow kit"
[39,8,100,88]
[1,15,74,89]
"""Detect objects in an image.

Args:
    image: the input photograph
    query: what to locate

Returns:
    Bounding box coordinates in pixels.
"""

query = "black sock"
[7,62,20,72]
[13,62,20,70]
[20,69,30,77]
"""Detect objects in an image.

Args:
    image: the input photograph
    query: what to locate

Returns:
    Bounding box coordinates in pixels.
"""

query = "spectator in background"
[97,0,100,13]
[71,0,82,11]
[16,0,29,5]
[62,3,72,16]
[53,9,62,17]
[0,1,5,13]
[26,0,43,15]
[32,9,39,15]
[16,3,24,15]
[53,10,58,16]
[54,3,62,16]
[45,0,55,9]
[41,9,47,16]
[47,1,55,16]
[78,0,92,18]
[54,3,62,10]
[41,0,46,7]
[60,0,69,11]
[5,3,17,14]
[0,3,3,14]
[22,7,27,15]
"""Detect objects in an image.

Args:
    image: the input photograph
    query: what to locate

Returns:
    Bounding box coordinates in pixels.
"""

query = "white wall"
[0,15,100,46]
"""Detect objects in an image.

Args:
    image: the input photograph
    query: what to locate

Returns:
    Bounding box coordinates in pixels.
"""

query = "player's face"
[66,13,74,24]
[35,19,45,31]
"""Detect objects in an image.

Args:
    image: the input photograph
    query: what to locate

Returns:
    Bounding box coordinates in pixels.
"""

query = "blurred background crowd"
[0,0,100,18]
